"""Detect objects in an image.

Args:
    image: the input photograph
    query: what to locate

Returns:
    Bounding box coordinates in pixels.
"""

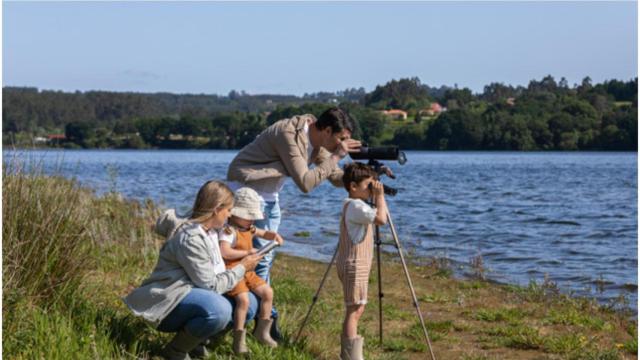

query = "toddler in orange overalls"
[219,187,284,354]
[336,163,388,360]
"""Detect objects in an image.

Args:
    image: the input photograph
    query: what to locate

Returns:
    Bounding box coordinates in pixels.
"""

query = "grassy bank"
[2,167,637,359]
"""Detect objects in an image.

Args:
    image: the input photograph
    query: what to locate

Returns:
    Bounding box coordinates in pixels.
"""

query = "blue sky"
[3,1,637,95]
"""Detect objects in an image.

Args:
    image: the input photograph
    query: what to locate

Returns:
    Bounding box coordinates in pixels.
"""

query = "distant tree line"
[418,76,637,150]
[3,76,637,150]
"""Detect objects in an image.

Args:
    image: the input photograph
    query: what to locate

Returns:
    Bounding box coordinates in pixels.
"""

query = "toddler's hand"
[248,248,257,255]
[273,233,284,246]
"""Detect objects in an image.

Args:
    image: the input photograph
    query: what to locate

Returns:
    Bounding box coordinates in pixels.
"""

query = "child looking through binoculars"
[336,162,388,360]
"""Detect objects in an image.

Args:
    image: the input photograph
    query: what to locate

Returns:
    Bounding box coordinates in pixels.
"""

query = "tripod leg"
[294,246,339,344]
[387,213,437,360]
[375,226,384,346]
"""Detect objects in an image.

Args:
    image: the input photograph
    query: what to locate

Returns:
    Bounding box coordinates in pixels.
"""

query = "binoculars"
[368,182,398,197]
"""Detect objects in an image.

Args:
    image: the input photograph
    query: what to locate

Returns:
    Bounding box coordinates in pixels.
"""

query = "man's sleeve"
[274,129,339,193]
[327,167,344,188]
[316,147,344,187]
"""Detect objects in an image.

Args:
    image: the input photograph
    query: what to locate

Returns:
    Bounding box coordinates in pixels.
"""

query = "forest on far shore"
[3,76,637,151]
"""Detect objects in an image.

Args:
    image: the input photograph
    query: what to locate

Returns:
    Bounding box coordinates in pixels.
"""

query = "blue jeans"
[157,288,259,338]
[253,200,281,318]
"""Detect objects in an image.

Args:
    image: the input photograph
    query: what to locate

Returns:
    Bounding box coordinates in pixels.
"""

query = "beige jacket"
[123,223,246,327]
[227,114,343,194]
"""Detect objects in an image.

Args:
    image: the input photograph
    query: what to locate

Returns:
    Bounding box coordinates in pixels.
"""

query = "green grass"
[461,354,494,360]
[482,324,541,349]
[3,158,637,359]
[3,157,162,359]
[458,280,488,290]
[543,308,607,330]
[473,308,529,324]
[418,292,450,304]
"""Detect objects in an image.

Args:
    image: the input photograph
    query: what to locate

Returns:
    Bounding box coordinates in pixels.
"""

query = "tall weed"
[3,157,93,307]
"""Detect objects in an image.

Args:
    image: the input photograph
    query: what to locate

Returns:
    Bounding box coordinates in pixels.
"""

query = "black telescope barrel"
[350,146,400,161]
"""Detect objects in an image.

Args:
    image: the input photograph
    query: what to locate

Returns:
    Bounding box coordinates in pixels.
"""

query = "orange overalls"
[225,228,267,297]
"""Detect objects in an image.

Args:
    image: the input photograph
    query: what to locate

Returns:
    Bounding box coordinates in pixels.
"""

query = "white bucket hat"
[231,187,264,220]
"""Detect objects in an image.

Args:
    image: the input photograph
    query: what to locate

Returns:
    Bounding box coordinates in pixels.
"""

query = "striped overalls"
[336,201,374,306]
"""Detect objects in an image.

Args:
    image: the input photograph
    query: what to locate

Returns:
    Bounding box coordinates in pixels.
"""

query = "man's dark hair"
[342,162,378,191]
[316,107,355,134]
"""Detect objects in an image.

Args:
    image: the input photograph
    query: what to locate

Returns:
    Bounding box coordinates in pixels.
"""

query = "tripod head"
[366,159,400,196]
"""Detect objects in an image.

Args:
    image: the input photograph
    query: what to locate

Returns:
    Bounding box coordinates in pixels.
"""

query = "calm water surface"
[5,150,637,310]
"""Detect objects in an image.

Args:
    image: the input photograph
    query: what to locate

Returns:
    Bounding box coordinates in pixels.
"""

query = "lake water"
[4,150,638,310]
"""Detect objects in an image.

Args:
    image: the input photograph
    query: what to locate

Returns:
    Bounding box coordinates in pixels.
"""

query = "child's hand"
[273,233,284,246]
[248,248,257,255]
[371,180,384,197]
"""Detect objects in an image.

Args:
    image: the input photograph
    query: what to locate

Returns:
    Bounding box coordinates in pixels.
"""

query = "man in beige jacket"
[226,107,361,340]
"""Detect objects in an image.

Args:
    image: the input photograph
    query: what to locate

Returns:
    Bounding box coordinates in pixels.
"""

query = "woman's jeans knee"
[157,288,233,338]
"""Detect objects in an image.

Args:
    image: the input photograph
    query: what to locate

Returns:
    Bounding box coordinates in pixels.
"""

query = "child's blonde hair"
[190,180,235,224]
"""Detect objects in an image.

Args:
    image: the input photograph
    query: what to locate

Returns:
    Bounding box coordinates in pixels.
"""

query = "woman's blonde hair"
[190,180,235,224]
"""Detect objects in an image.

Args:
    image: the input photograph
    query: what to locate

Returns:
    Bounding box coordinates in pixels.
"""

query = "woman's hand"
[239,254,262,271]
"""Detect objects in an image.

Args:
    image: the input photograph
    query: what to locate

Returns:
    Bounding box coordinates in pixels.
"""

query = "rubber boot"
[233,329,249,354]
[160,329,204,360]
[254,318,278,347]
[340,335,356,360]
[352,336,364,360]
[188,342,209,359]
[206,325,231,350]
[269,314,284,342]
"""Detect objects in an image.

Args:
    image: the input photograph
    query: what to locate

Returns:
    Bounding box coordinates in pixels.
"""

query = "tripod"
[294,205,436,360]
